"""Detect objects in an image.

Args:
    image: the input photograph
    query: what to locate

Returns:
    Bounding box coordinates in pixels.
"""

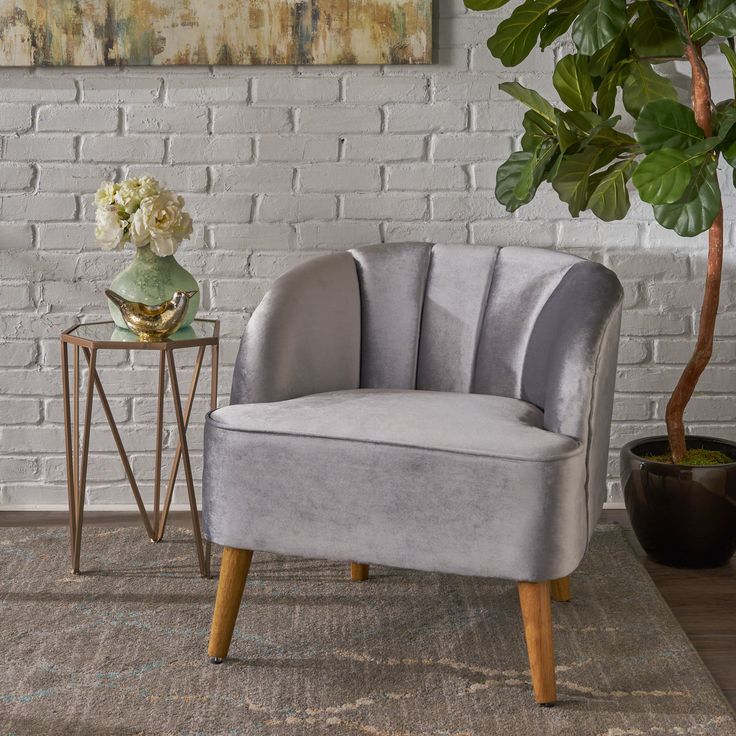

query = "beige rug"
[1,525,734,735]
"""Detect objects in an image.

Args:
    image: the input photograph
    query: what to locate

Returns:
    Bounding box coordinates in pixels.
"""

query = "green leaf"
[514,141,559,200]
[546,153,564,183]
[580,115,626,146]
[540,2,586,50]
[521,109,555,151]
[496,152,535,211]
[499,81,557,124]
[464,0,513,9]
[716,102,736,146]
[554,110,598,151]
[653,158,722,236]
[686,137,723,156]
[556,112,582,152]
[596,68,620,118]
[634,100,704,153]
[552,147,614,216]
[588,160,633,220]
[691,0,736,41]
[722,138,736,168]
[721,104,736,160]
[588,35,628,77]
[630,3,683,58]
[655,2,690,40]
[622,61,678,117]
[632,148,695,204]
[720,42,736,76]
[553,110,629,153]
[553,54,594,111]
[488,0,559,67]
[587,125,636,149]
[561,110,602,131]
[572,0,627,55]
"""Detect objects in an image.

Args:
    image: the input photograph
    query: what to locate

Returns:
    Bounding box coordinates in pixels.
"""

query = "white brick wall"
[1,0,735,509]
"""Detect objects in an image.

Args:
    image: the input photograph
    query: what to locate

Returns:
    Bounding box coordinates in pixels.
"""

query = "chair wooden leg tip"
[550,577,571,603]
[208,547,252,669]
[350,562,369,581]
[539,701,555,708]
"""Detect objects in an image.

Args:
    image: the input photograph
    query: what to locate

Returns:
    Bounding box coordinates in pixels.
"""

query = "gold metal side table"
[59,319,219,578]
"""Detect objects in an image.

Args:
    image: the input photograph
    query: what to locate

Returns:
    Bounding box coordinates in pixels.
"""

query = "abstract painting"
[0,1,432,66]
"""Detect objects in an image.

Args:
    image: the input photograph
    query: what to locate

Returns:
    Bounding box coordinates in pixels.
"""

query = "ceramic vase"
[107,246,199,330]
[621,435,736,568]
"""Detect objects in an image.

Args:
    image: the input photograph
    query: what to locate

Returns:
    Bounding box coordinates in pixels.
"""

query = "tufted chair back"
[353,243,585,395]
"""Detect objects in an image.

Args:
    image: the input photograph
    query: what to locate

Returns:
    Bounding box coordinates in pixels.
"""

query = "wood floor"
[2,508,735,709]
[605,508,736,709]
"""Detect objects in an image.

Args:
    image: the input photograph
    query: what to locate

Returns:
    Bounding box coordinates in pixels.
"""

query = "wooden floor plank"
[604,508,736,709]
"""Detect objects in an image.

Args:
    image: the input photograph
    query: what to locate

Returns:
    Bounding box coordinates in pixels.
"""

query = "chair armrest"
[230,252,361,405]
[523,261,623,533]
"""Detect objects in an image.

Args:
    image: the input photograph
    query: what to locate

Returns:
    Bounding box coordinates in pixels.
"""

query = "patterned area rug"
[1,525,734,735]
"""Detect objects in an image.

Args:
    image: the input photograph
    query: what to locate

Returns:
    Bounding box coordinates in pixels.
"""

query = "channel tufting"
[471,246,580,400]
[349,242,584,403]
[416,244,499,393]
[350,242,431,390]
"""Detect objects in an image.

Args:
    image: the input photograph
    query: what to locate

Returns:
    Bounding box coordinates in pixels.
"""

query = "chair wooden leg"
[351,562,369,581]
[518,581,557,706]
[550,576,571,602]
[208,547,253,663]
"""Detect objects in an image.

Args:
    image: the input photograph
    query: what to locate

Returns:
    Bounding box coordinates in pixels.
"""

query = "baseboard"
[1,501,631,512]
[0,504,195,512]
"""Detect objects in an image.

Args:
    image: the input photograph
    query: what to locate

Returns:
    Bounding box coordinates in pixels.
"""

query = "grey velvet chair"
[202,242,623,706]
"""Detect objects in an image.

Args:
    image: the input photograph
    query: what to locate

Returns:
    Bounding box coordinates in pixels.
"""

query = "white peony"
[114,176,161,215]
[129,190,193,257]
[95,207,128,251]
[95,181,119,208]
[95,176,192,257]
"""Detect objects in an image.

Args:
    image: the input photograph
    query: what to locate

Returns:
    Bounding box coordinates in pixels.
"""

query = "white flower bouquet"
[95,176,193,257]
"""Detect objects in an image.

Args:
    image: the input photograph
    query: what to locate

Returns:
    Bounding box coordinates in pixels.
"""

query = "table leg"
[73,345,80,528]
[206,342,219,573]
[210,342,219,412]
[85,353,155,540]
[72,347,97,574]
[166,349,209,578]
[153,352,166,536]
[61,340,77,569]
[157,346,205,541]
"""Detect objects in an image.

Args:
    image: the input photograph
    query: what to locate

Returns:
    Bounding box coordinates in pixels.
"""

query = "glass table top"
[66,319,217,347]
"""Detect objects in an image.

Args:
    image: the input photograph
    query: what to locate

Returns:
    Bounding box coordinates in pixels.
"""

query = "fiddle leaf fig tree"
[465,0,736,463]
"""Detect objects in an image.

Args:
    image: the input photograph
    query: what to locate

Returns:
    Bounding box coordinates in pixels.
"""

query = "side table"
[59,319,219,578]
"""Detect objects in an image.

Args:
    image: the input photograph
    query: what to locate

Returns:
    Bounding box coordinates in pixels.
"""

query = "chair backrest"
[351,242,606,401]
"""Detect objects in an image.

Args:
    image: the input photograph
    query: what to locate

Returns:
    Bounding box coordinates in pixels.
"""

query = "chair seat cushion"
[209,389,580,461]
[203,390,588,581]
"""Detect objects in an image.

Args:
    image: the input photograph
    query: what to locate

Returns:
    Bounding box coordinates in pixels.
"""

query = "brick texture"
[1,3,735,509]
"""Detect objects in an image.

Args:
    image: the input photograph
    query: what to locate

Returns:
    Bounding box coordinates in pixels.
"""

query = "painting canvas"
[0,1,432,66]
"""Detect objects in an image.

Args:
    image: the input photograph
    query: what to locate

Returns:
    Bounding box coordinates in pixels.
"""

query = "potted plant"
[465,0,736,566]
[95,176,199,330]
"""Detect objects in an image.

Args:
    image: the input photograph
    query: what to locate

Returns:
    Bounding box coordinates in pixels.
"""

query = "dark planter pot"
[621,436,736,568]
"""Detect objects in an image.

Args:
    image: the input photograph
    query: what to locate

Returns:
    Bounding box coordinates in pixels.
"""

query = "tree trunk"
[665,46,724,463]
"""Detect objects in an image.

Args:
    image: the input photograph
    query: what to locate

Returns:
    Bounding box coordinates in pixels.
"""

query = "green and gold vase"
[107,246,199,331]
